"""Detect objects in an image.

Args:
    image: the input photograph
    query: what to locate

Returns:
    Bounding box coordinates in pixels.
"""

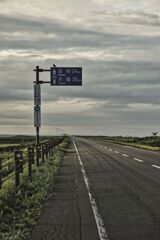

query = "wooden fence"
[0,137,64,189]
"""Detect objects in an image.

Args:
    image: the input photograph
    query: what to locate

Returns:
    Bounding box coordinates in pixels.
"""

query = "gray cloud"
[0,1,160,135]
[93,10,160,27]
[1,14,160,53]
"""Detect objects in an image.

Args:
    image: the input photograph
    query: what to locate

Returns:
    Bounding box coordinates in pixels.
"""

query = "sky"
[0,0,160,136]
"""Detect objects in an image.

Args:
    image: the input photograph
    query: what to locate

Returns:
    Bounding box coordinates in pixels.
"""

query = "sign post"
[33,65,82,147]
[34,66,41,146]
[34,84,41,105]
[34,105,41,127]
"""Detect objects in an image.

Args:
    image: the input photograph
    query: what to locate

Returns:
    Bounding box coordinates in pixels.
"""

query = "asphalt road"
[30,137,160,240]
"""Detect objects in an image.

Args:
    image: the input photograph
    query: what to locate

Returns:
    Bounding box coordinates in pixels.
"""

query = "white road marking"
[122,154,129,157]
[109,149,113,151]
[152,165,160,170]
[73,139,110,240]
[133,158,144,163]
[115,151,119,154]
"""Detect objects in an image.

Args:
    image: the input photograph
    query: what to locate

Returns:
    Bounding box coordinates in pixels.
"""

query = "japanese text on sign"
[50,67,82,86]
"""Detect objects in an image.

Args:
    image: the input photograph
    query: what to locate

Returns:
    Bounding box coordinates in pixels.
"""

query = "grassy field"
[0,136,69,240]
[0,135,52,145]
[92,136,160,151]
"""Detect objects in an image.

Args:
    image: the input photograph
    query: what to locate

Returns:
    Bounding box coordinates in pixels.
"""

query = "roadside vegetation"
[0,137,69,240]
[94,136,160,151]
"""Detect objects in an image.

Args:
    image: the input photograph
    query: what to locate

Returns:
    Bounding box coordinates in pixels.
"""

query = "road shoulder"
[30,142,99,240]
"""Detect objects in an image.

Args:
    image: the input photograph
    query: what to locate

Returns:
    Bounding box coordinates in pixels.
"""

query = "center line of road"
[133,158,144,163]
[73,139,110,240]
[122,154,129,157]
[115,151,119,154]
[109,149,113,151]
[152,165,160,170]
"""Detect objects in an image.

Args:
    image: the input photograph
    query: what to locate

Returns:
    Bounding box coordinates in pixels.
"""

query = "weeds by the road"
[95,136,160,151]
[0,138,69,240]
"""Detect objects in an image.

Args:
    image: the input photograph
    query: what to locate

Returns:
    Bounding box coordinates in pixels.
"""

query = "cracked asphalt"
[30,141,99,240]
[30,137,160,240]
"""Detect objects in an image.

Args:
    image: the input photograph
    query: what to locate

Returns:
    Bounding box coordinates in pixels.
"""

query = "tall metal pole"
[36,66,40,146]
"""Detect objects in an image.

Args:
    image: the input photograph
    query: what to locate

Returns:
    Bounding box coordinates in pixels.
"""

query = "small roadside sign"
[34,105,41,127]
[50,67,82,86]
[34,84,41,105]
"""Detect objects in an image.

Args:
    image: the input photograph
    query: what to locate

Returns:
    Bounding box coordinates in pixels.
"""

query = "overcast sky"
[0,0,160,136]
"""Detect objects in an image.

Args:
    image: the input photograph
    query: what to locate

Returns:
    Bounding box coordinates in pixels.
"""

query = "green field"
[91,136,160,151]
[0,136,69,240]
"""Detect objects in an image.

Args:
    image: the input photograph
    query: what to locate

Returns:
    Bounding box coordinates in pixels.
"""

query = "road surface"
[30,137,160,240]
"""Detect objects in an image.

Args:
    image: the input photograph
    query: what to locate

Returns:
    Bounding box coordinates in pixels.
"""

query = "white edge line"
[152,165,160,170]
[73,139,109,240]
[133,158,144,163]
[122,154,129,157]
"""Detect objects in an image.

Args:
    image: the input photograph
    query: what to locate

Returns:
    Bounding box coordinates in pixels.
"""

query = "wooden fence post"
[45,141,49,159]
[51,140,54,156]
[28,146,34,180]
[14,150,23,188]
[41,144,45,164]
[36,145,40,167]
[0,157,2,189]
[48,141,51,157]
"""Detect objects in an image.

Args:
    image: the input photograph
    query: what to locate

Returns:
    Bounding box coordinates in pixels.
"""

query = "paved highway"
[30,137,160,240]
[74,137,160,240]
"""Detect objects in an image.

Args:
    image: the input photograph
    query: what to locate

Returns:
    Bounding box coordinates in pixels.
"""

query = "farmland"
[0,135,69,240]
[88,135,160,151]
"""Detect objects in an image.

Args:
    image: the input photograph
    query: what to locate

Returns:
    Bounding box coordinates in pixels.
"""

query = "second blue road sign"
[50,67,82,86]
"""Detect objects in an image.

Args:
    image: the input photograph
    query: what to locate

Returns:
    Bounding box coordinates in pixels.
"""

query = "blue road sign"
[50,67,82,86]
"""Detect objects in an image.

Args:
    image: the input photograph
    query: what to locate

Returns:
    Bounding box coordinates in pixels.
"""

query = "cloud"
[119,12,160,27]
[0,1,160,135]
[93,10,160,27]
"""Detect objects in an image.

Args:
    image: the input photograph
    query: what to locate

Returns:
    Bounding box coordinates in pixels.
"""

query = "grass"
[0,137,69,240]
[92,136,160,151]
[113,141,160,151]
[0,144,20,148]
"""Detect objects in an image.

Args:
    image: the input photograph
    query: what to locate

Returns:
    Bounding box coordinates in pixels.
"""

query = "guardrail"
[0,137,64,189]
